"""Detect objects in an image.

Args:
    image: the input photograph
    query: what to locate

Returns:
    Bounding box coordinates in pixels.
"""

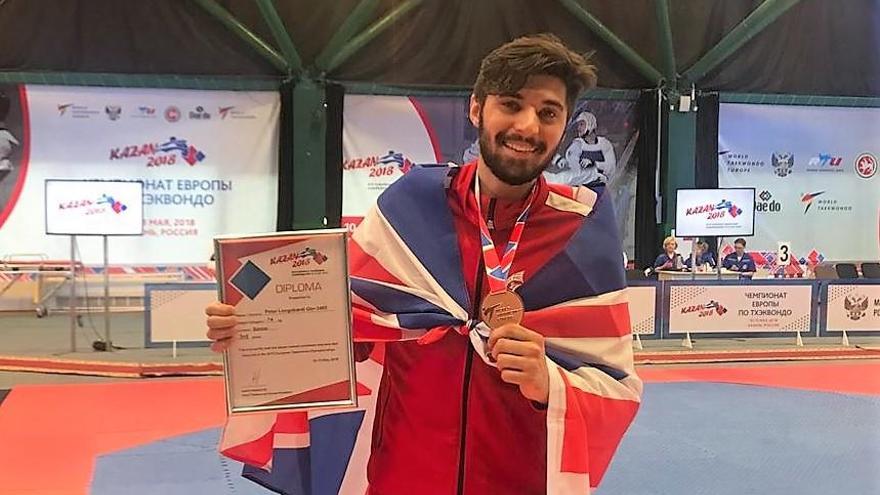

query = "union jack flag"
[220,166,642,494]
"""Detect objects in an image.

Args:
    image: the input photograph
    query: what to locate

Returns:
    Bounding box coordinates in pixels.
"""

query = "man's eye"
[539,109,558,121]
[502,100,520,111]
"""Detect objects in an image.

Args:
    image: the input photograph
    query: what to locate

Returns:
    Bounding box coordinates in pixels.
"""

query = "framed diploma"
[214,229,357,415]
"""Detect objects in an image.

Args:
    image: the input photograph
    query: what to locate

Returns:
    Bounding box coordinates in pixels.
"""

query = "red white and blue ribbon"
[473,173,537,293]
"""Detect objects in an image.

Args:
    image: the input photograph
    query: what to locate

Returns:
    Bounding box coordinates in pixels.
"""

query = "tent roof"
[0,0,877,96]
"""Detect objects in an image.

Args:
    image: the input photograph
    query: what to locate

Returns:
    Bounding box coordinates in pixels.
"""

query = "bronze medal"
[480,290,524,329]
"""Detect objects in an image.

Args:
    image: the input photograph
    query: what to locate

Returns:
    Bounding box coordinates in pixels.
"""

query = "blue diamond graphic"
[798,257,807,265]
[230,261,271,299]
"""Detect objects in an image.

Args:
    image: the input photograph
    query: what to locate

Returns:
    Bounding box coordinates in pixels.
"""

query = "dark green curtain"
[634,90,660,269]
[694,92,720,254]
[276,81,294,231]
[324,83,345,228]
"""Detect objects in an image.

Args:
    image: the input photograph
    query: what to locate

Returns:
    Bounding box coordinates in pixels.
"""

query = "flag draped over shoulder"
[220,166,642,494]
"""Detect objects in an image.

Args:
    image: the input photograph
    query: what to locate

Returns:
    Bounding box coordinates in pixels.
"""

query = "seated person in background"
[654,236,684,271]
[685,241,716,271]
[722,238,756,274]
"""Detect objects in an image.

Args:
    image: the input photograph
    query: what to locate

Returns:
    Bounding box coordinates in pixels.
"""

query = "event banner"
[342,94,640,256]
[668,284,813,334]
[718,103,879,262]
[825,283,880,332]
[0,85,279,264]
[675,188,755,237]
[626,285,657,335]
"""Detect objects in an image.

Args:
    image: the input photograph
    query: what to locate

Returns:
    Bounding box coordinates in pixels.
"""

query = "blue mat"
[91,429,266,495]
[597,382,880,495]
[92,382,880,494]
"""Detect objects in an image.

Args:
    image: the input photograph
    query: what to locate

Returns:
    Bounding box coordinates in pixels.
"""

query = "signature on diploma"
[251,368,261,386]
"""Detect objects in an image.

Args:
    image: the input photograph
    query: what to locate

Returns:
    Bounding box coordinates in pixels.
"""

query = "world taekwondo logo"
[800,191,825,214]
[109,136,207,167]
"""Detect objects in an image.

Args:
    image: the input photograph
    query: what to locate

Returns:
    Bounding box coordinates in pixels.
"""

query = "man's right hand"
[205,301,237,353]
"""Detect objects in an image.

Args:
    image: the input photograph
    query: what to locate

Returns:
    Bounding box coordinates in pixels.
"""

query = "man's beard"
[478,115,552,186]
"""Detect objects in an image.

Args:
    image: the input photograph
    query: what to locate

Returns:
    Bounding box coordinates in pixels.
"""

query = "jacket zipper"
[456,198,494,495]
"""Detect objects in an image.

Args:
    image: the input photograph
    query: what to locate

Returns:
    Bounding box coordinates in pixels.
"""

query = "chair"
[835,263,859,279]
[861,262,880,279]
[813,264,837,280]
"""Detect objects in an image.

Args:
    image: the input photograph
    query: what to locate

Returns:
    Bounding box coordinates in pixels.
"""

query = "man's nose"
[511,108,540,136]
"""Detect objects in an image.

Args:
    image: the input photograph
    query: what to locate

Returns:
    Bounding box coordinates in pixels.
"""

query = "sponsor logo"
[164,106,181,123]
[108,136,206,167]
[134,106,157,118]
[855,153,877,179]
[269,247,328,267]
[685,199,743,220]
[772,152,794,177]
[800,191,824,214]
[756,190,782,213]
[189,105,211,120]
[681,300,728,318]
[105,105,122,121]
[217,105,256,120]
[343,150,415,176]
[58,194,127,215]
[719,150,765,174]
[844,294,869,321]
[57,103,99,118]
[800,191,852,214]
[806,153,843,172]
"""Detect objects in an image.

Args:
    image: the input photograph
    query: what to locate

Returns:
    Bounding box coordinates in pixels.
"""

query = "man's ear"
[468,94,481,128]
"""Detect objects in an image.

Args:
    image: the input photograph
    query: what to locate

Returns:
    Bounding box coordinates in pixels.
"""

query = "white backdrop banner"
[626,285,657,335]
[341,94,641,256]
[668,284,813,334]
[824,283,880,332]
[0,85,279,264]
[341,95,440,230]
[718,103,880,262]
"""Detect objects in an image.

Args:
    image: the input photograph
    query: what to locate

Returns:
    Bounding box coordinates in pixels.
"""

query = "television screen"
[45,179,144,236]
[675,188,755,237]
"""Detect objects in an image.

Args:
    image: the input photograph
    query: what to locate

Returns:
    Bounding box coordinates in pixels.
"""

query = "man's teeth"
[504,141,537,153]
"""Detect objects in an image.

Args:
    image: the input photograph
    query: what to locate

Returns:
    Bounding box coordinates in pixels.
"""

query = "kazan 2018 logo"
[109,137,206,167]
[681,300,728,318]
[269,247,329,268]
[343,150,416,178]
[685,199,743,220]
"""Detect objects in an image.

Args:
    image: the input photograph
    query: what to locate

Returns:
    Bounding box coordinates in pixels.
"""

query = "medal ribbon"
[473,174,537,294]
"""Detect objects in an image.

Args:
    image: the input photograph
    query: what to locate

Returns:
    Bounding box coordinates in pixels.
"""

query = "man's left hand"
[487,323,550,405]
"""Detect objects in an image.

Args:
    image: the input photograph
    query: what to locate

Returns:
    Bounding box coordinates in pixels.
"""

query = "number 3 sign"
[777,241,793,266]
